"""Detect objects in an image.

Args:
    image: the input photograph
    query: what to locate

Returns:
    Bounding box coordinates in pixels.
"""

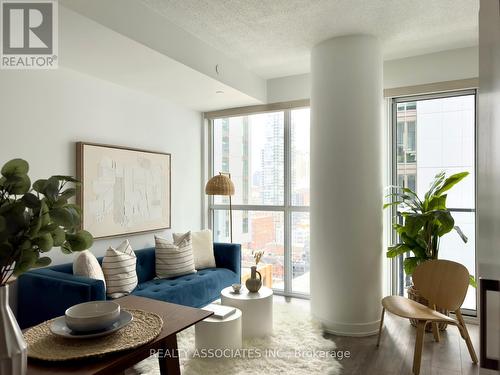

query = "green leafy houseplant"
[384,171,476,287]
[0,158,93,286]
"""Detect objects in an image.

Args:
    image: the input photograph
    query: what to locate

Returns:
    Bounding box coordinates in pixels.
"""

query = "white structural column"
[310,35,383,336]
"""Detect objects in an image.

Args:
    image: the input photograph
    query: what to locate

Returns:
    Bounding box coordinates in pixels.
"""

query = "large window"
[209,108,310,296]
[392,91,476,312]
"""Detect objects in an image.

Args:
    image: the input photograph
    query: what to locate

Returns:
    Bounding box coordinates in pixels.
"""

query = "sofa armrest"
[214,243,241,281]
[17,269,106,329]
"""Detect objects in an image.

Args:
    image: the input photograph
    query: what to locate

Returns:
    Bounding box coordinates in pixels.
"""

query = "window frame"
[390,89,478,316]
[207,105,310,299]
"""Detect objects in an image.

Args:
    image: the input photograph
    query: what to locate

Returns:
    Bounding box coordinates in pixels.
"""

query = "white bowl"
[65,301,120,332]
[231,283,242,293]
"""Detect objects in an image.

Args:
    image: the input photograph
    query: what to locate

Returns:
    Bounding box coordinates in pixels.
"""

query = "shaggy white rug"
[127,302,342,375]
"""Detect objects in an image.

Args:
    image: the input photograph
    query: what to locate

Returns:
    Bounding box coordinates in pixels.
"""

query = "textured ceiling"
[139,0,479,79]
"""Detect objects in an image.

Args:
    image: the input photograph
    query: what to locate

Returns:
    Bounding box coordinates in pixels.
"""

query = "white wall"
[267,73,310,103]
[0,67,203,265]
[384,46,478,89]
[61,0,267,104]
[267,47,478,103]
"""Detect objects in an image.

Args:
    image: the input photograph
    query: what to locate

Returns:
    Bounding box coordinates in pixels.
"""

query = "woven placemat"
[24,309,163,361]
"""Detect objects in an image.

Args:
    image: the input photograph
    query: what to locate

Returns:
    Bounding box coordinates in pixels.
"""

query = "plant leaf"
[387,244,411,258]
[435,210,455,236]
[34,256,51,268]
[39,200,50,226]
[32,179,47,193]
[52,175,79,183]
[454,225,468,243]
[412,245,428,259]
[61,241,73,254]
[427,195,447,211]
[34,233,54,252]
[51,227,66,246]
[65,230,93,251]
[49,207,75,228]
[58,188,77,201]
[43,177,60,201]
[403,214,426,236]
[13,249,37,276]
[28,216,42,238]
[403,257,420,275]
[425,172,446,201]
[434,172,469,197]
[1,159,29,177]
[469,275,477,288]
[3,175,31,195]
[401,232,417,247]
[21,193,41,209]
[383,201,402,209]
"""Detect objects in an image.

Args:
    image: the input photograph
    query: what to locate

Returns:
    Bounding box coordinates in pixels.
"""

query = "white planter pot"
[0,284,27,375]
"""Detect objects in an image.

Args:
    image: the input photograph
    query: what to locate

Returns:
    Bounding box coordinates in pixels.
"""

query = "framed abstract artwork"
[76,142,171,239]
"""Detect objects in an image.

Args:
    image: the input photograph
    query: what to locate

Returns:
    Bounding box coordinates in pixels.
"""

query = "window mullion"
[284,109,292,295]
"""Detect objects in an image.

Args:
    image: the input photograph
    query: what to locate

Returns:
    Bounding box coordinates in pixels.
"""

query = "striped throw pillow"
[155,232,196,279]
[102,240,138,298]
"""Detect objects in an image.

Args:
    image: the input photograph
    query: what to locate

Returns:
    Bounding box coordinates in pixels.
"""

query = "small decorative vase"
[0,284,27,375]
[245,266,262,293]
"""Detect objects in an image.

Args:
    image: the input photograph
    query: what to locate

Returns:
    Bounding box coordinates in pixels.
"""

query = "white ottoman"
[221,286,273,338]
[195,307,242,351]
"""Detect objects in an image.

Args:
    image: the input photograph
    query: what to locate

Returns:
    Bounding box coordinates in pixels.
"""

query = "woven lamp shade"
[205,174,235,196]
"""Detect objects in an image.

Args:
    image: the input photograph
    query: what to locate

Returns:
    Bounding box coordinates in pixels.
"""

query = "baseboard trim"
[322,326,380,337]
[314,315,381,337]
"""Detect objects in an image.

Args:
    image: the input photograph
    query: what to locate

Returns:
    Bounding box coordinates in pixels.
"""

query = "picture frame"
[76,142,171,239]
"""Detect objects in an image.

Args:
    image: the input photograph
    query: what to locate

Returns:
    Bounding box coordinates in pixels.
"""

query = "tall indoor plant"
[0,159,93,375]
[384,171,475,328]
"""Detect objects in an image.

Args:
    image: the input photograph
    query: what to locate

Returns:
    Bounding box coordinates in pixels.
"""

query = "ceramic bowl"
[231,283,242,293]
[65,301,120,332]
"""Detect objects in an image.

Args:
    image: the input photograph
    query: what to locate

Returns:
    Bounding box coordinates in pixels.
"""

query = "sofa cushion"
[173,229,216,270]
[155,233,196,279]
[102,240,138,298]
[73,250,106,289]
[132,268,239,308]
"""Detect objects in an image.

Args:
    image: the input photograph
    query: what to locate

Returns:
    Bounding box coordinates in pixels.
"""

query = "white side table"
[195,307,242,351]
[221,286,273,338]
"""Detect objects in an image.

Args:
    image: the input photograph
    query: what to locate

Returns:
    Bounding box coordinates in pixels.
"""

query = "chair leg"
[431,322,440,342]
[455,309,478,364]
[376,308,385,347]
[412,320,426,375]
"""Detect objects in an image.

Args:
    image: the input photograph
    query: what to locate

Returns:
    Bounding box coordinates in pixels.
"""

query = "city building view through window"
[394,92,476,311]
[211,108,310,295]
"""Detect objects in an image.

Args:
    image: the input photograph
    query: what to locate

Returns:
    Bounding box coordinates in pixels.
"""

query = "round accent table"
[221,286,273,338]
[195,307,242,351]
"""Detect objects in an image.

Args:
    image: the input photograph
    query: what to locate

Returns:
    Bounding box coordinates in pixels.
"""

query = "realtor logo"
[1,0,58,69]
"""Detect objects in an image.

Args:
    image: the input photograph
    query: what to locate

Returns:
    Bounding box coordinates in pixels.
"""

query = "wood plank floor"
[277,296,479,375]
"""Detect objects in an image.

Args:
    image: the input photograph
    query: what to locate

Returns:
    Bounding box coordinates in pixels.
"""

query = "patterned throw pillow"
[155,232,196,279]
[73,250,106,290]
[102,240,138,299]
[173,229,216,270]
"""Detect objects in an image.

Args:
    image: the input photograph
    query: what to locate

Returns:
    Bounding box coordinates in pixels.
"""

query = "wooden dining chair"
[376,259,478,375]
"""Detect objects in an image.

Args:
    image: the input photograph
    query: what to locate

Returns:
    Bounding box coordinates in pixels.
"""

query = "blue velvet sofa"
[17,243,241,329]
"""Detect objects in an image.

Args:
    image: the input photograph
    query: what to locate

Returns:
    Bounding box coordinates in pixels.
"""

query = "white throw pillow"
[102,240,138,299]
[155,232,197,279]
[73,250,106,289]
[173,229,216,269]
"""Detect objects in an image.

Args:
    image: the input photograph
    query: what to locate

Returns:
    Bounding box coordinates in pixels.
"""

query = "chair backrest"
[412,259,470,311]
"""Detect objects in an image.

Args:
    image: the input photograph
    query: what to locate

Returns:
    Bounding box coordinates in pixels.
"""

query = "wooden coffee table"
[26,295,213,375]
